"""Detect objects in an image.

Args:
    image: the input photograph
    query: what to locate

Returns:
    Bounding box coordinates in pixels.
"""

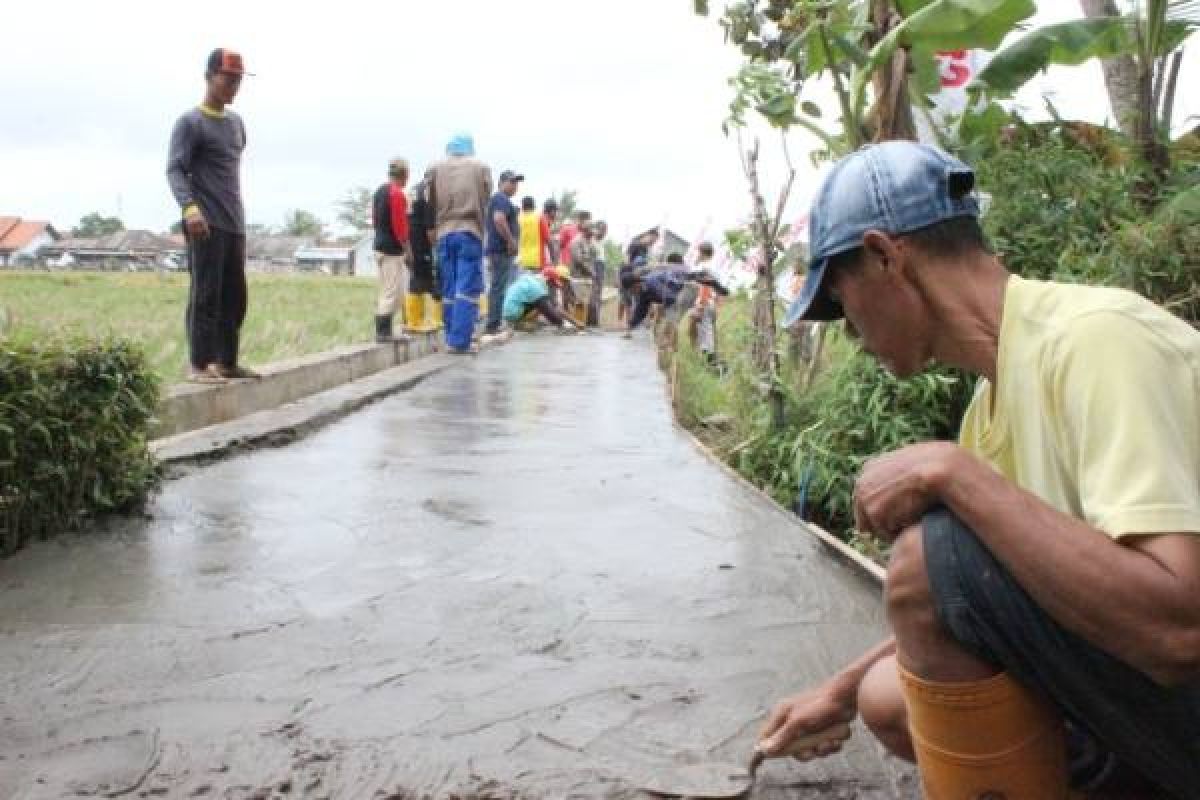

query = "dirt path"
[0,334,913,798]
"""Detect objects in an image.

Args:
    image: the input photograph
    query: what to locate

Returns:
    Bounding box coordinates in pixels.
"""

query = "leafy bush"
[0,337,161,554]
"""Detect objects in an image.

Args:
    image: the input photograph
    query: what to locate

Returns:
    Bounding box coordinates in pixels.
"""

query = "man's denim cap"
[784,141,980,326]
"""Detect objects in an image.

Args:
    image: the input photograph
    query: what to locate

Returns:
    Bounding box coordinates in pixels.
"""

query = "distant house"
[0,217,61,266]
[633,226,691,262]
[352,233,376,277]
[294,245,353,275]
[246,235,316,272]
[39,230,176,270]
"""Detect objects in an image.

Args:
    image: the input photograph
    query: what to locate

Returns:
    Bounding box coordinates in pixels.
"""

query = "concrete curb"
[678,425,885,586]
[155,333,442,438]
[661,358,885,587]
[151,354,456,467]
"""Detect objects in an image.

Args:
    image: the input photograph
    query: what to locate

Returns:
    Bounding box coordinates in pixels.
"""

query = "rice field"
[0,270,380,385]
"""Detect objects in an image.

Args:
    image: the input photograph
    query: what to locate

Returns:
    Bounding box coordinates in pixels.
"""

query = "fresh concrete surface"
[0,333,914,799]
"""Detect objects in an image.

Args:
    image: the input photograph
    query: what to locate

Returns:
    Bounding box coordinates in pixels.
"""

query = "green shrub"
[0,336,162,554]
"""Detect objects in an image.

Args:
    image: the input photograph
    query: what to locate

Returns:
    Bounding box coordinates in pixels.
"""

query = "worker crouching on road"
[502,266,579,334]
[759,141,1200,799]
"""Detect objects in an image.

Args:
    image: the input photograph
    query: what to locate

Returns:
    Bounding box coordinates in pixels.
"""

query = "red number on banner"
[939,50,971,88]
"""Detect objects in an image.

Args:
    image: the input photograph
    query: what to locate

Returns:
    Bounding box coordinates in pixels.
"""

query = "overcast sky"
[1,1,1196,245]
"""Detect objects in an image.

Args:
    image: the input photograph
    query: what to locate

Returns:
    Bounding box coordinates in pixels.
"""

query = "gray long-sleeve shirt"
[166,107,246,234]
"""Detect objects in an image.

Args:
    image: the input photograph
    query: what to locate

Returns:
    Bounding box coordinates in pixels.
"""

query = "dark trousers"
[923,508,1200,798]
[186,228,247,370]
[409,254,439,297]
[587,261,605,326]
[485,253,516,333]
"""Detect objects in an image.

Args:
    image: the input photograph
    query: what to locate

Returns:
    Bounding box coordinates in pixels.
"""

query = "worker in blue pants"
[424,132,492,354]
[438,232,485,351]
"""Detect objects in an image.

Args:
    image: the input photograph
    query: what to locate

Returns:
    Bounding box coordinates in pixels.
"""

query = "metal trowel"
[636,723,853,798]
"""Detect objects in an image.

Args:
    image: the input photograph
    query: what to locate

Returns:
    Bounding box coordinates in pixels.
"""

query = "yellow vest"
[518,211,542,269]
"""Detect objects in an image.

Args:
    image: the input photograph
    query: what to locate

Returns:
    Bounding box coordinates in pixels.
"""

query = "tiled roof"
[0,219,56,252]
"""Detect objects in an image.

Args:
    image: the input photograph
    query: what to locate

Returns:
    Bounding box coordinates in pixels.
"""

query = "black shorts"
[923,509,1200,798]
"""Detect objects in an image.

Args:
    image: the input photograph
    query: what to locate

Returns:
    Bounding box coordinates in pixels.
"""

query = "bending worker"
[763,141,1200,798]
[623,265,728,334]
[502,266,578,334]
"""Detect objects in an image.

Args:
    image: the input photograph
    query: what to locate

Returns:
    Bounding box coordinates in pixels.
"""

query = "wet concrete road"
[0,334,913,799]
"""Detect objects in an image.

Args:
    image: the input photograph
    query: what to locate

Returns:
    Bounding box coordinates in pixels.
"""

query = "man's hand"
[184,209,210,240]
[853,441,962,541]
[507,240,518,257]
[758,683,856,760]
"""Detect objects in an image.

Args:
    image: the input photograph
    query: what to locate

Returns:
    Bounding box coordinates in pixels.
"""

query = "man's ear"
[861,229,901,273]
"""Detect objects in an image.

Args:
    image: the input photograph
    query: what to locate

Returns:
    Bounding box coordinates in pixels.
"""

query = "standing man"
[425,133,492,354]
[689,241,720,363]
[167,48,255,384]
[558,210,590,267]
[483,170,522,336]
[761,141,1200,798]
[588,220,609,327]
[567,220,598,324]
[405,176,441,333]
[370,157,412,343]
[517,196,553,273]
[542,198,561,266]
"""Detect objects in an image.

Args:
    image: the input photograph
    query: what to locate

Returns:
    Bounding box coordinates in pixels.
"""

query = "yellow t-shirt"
[959,276,1200,540]
[518,211,543,269]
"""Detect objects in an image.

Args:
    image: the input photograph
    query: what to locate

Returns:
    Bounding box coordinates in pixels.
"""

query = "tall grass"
[0,272,378,385]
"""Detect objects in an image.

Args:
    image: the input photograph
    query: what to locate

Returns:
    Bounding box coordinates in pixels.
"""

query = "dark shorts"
[923,509,1200,798]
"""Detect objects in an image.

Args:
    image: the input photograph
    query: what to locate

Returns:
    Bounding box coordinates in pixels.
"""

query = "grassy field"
[0,271,379,385]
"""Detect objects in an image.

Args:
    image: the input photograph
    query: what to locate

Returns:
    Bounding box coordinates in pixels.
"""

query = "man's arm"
[758,638,895,755]
[925,449,1200,686]
[628,291,655,330]
[493,208,516,254]
[166,115,209,239]
[857,313,1200,686]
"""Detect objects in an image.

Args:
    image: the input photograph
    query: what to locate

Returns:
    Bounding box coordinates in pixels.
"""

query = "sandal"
[187,369,228,385]
[212,365,262,380]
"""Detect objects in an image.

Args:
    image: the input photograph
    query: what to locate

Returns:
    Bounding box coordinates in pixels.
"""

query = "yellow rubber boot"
[425,294,443,331]
[899,665,1069,800]
[404,294,425,333]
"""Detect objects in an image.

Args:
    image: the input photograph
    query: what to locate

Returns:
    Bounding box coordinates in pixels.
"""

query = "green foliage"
[975,124,1199,321]
[73,212,124,238]
[283,209,326,238]
[850,0,1036,117]
[336,187,372,235]
[0,337,161,555]
[971,13,1194,96]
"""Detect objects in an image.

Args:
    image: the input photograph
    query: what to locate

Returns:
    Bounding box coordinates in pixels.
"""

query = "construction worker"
[622,262,728,338]
[404,177,441,333]
[502,266,578,333]
[763,141,1200,798]
[166,48,257,384]
[424,133,492,354]
[369,157,412,343]
[517,196,553,273]
[483,170,522,336]
[688,241,720,363]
